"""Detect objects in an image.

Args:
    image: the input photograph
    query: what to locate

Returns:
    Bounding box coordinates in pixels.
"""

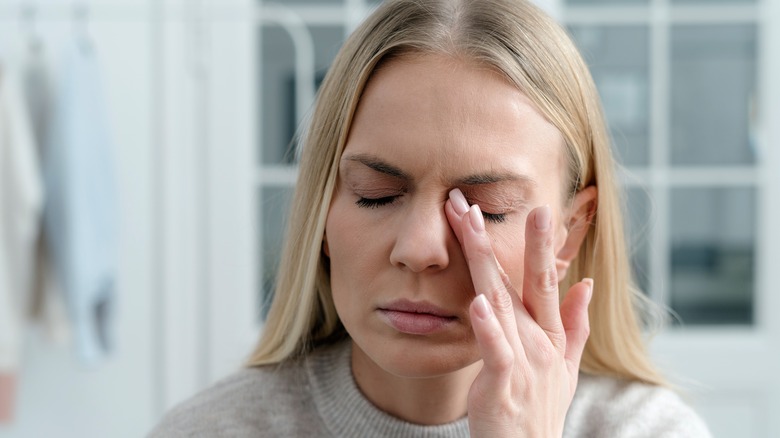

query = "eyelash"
[482,212,506,224]
[355,196,507,224]
[355,196,398,209]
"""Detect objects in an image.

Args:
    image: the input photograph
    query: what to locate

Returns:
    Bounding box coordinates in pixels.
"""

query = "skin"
[324,54,596,436]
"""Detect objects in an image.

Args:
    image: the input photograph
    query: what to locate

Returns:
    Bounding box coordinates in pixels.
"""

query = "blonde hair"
[248,0,665,386]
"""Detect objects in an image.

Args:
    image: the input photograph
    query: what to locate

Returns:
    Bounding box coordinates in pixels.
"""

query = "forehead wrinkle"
[463,186,528,210]
[455,169,538,210]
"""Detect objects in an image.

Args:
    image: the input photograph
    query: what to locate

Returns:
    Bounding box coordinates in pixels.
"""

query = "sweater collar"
[306,340,471,437]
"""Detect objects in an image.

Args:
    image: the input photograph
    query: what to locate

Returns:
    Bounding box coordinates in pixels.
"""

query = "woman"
[151,0,710,436]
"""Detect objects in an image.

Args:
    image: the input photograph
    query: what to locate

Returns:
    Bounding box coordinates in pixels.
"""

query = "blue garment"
[42,36,117,366]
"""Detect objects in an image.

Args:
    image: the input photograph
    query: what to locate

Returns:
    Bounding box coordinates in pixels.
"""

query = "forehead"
[343,54,565,189]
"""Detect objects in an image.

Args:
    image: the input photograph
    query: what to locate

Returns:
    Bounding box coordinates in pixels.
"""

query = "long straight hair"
[247,0,665,386]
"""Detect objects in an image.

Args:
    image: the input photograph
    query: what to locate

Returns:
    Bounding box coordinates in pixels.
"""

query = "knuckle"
[495,399,522,420]
[466,239,494,264]
[582,322,591,339]
[498,265,512,288]
[493,349,515,372]
[534,266,559,294]
[531,232,554,252]
[548,331,567,351]
[573,326,591,349]
[487,284,515,314]
[532,337,559,367]
[482,329,503,347]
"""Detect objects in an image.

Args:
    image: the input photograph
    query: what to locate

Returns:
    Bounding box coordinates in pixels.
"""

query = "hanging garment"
[23,38,71,346]
[42,36,118,367]
[0,60,45,422]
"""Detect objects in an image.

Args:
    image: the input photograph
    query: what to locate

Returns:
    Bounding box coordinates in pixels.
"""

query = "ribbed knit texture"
[307,341,469,437]
[148,340,711,437]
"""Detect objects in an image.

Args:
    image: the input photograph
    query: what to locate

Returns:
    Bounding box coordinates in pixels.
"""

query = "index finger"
[460,204,521,340]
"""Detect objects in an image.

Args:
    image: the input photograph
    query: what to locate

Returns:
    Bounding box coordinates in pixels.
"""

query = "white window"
[202,0,780,434]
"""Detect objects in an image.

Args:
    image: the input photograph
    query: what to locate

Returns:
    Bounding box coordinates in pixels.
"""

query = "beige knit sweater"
[149,341,711,437]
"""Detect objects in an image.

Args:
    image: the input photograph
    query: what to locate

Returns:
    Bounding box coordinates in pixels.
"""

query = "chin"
[354,335,481,379]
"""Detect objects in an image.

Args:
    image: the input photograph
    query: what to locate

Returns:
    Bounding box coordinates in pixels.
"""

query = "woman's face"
[325,54,570,379]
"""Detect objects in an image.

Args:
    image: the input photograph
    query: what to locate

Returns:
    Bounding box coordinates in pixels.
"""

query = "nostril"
[389,235,450,273]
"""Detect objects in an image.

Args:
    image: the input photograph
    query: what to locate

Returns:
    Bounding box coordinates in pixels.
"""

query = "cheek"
[326,199,360,276]
[553,221,568,255]
[325,201,361,320]
[325,196,387,297]
[487,214,568,293]
[488,224,527,288]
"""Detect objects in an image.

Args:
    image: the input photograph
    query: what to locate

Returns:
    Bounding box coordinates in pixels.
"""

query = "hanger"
[21,2,43,55]
[73,2,92,54]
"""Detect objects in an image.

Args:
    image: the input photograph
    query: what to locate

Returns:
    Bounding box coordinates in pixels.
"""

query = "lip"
[377,299,458,335]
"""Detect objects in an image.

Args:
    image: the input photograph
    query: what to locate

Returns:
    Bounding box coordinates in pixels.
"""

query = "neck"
[350,341,482,425]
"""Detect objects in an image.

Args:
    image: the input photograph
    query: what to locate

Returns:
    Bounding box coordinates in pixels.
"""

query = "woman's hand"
[445,188,593,438]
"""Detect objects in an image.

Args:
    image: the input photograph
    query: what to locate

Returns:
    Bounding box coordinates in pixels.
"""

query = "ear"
[555,186,597,280]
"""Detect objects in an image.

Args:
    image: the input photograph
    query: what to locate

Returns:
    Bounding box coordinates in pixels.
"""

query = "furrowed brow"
[343,154,410,180]
[455,172,537,187]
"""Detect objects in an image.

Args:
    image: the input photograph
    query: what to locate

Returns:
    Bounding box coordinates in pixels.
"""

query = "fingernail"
[582,277,594,301]
[449,188,469,216]
[473,294,493,320]
[469,204,485,232]
[535,205,551,231]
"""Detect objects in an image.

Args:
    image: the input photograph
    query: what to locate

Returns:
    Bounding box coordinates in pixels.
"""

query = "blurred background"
[0,0,778,436]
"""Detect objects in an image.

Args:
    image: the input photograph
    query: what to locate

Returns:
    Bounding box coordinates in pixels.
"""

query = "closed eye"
[356,195,506,223]
[355,196,399,209]
[466,199,508,224]
[482,211,506,224]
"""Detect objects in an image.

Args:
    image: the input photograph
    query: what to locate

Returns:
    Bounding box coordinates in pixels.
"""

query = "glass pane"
[566,0,648,5]
[624,187,652,295]
[669,187,755,325]
[259,23,295,165]
[258,185,295,319]
[670,25,757,166]
[258,24,344,165]
[569,26,650,166]
[263,0,343,4]
[673,0,754,4]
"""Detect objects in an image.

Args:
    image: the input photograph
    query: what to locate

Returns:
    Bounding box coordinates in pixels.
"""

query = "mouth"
[377,299,458,335]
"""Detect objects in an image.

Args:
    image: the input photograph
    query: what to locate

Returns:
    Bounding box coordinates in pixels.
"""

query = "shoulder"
[147,360,318,437]
[565,372,712,438]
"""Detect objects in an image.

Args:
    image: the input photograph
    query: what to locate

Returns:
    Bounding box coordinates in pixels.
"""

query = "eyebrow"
[455,172,535,187]
[343,154,410,179]
[342,153,536,187]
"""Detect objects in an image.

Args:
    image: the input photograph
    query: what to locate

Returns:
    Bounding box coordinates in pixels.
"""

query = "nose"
[389,198,453,272]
